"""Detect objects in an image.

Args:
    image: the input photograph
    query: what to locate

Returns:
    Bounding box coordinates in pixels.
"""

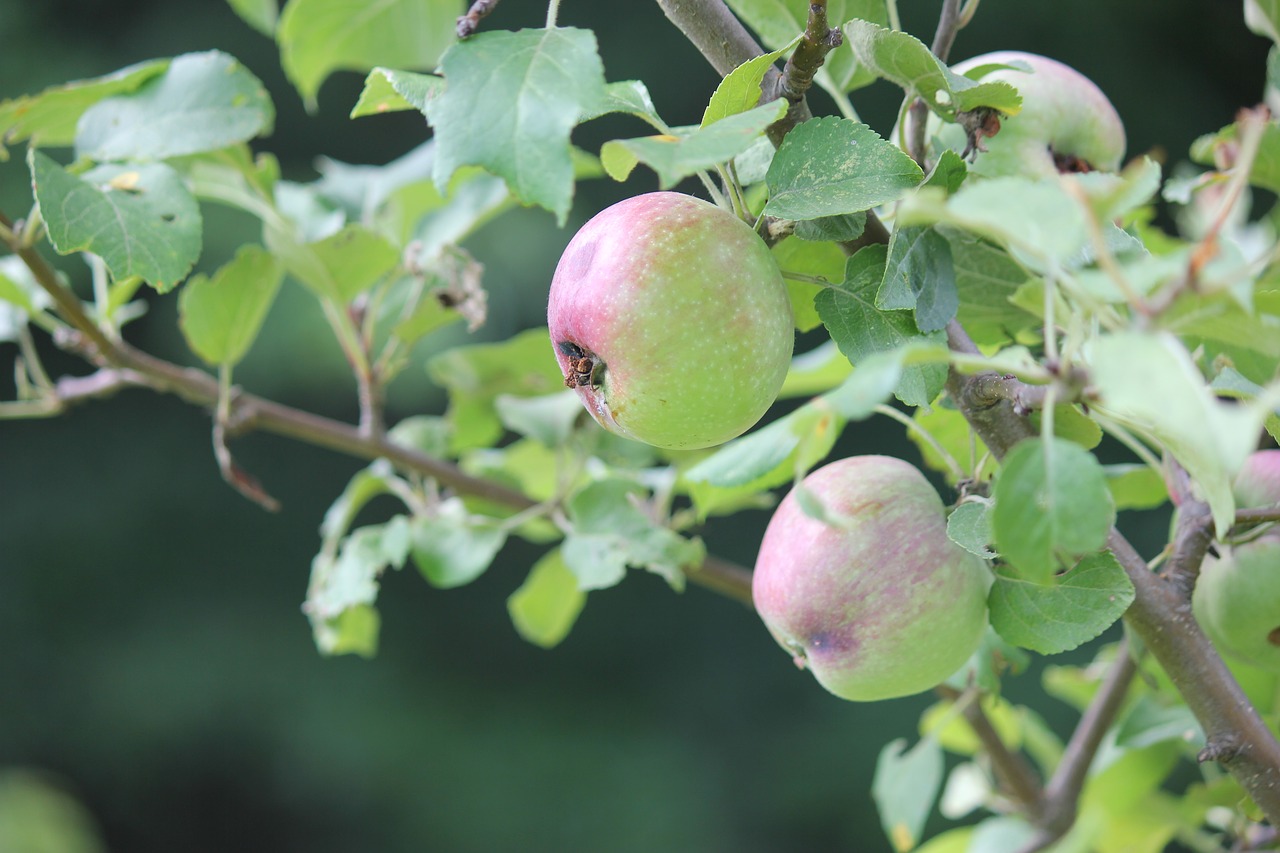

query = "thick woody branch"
[655,0,772,78]
[761,1,843,144]
[944,319,1280,823]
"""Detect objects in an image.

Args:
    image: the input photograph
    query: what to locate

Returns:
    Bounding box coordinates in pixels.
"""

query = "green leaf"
[306,516,412,657]
[582,80,664,129]
[685,399,842,488]
[507,548,586,649]
[0,59,167,157]
[494,391,584,447]
[1089,331,1271,534]
[350,67,444,118]
[823,341,949,418]
[992,438,1115,583]
[178,245,284,366]
[814,245,948,408]
[1103,465,1169,510]
[601,99,786,188]
[409,498,507,588]
[1114,696,1202,751]
[30,152,202,292]
[1210,366,1280,444]
[273,223,400,303]
[1029,404,1103,450]
[877,225,957,332]
[967,817,1038,853]
[945,228,1034,346]
[702,38,798,126]
[428,329,567,452]
[430,27,607,224]
[872,737,944,853]
[278,0,458,110]
[948,500,995,559]
[764,116,923,220]
[0,257,52,343]
[844,21,1023,120]
[562,479,704,591]
[227,0,279,35]
[924,149,968,193]
[75,51,274,162]
[388,415,453,459]
[1248,0,1280,44]
[988,552,1135,655]
[794,212,867,242]
[779,341,853,397]
[773,236,846,333]
[897,178,1087,267]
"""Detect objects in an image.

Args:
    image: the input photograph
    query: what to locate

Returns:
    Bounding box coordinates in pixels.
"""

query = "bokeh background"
[0,1,1269,850]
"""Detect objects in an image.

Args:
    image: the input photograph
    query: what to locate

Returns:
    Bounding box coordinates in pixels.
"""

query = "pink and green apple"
[547,192,793,450]
[1193,537,1280,673]
[1234,449,1280,512]
[912,51,1126,178]
[752,456,991,702]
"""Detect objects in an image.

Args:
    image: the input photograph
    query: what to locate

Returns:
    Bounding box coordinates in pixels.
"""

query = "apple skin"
[752,456,991,702]
[1235,449,1280,511]
[915,51,1126,178]
[1193,538,1280,673]
[547,192,793,450]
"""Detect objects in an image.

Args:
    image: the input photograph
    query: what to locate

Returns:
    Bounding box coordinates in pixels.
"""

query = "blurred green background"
[0,1,1268,850]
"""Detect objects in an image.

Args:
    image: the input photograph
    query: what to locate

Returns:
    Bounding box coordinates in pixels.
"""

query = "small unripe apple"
[547,192,793,450]
[1193,538,1280,673]
[1235,449,1280,511]
[911,51,1126,178]
[752,456,991,702]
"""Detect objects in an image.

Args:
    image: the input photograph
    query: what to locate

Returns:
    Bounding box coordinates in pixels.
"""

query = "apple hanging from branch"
[547,192,794,450]
[752,456,992,702]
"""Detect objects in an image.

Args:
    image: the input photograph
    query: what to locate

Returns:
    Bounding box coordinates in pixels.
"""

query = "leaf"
[779,341,853,398]
[794,212,867,242]
[494,391,584,447]
[967,817,1038,853]
[897,178,1088,268]
[306,516,412,657]
[823,341,949,418]
[561,479,704,591]
[273,223,400,303]
[278,0,458,110]
[76,51,274,161]
[409,498,507,588]
[684,399,842,488]
[872,737,944,853]
[350,67,444,118]
[948,501,995,559]
[426,328,567,452]
[988,552,1135,654]
[814,245,948,408]
[1028,404,1103,450]
[844,21,1022,120]
[1210,366,1280,444]
[764,116,923,220]
[0,257,52,343]
[773,236,846,333]
[582,80,664,129]
[877,225,957,332]
[1089,331,1271,534]
[507,548,586,649]
[30,151,202,292]
[601,99,787,188]
[429,27,607,224]
[227,0,279,35]
[944,228,1033,346]
[179,245,284,366]
[702,38,798,126]
[0,59,167,157]
[991,437,1115,583]
[1103,465,1169,510]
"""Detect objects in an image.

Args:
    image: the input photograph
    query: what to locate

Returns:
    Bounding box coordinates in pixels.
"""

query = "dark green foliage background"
[0,1,1264,849]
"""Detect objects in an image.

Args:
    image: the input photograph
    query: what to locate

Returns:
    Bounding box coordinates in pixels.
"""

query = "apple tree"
[2,0,1280,850]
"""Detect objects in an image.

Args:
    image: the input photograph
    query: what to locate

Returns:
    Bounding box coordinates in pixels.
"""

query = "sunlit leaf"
[350,67,444,118]
[409,498,507,588]
[179,245,284,366]
[702,38,798,126]
[507,548,586,649]
[988,552,1134,654]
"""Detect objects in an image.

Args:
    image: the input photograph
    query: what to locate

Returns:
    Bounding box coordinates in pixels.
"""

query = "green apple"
[547,192,793,450]
[1193,538,1280,672]
[911,51,1126,178]
[752,456,991,701]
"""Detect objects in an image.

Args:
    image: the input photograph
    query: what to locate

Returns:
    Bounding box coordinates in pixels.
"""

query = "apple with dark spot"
[752,456,991,702]
[547,192,793,450]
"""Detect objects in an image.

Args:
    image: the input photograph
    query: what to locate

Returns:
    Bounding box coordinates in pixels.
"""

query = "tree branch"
[936,684,1045,815]
[944,319,1280,823]
[761,1,843,144]
[907,0,964,166]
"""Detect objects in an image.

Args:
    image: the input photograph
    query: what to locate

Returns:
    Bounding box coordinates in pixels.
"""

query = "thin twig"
[456,0,500,38]
[907,0,964,167]
[761,0,844,144]
[936,683,1045,814]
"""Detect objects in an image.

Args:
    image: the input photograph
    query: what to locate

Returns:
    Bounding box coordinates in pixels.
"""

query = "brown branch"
[907,0,964,166]
[1021,638,1138,852]
[935,684,1045,815]
[1160,497,1215,598]
[944,318,1280,824]
[456,0,500,39]
[761,1,843,144]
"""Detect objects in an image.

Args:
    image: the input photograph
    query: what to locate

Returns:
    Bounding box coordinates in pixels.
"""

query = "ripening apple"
[908,51,1126,178]
[1193,538,1280,673]
[547,192,794,450]
[752,456,992,702]
[1234,449,1280,512]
